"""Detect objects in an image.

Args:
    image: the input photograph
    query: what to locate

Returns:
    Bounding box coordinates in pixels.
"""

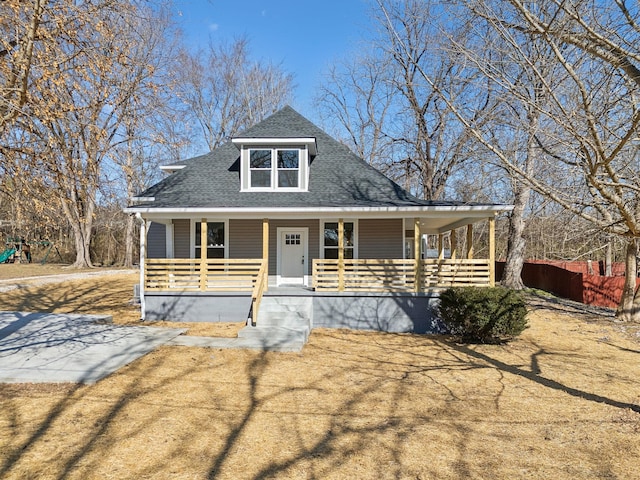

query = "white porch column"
[137,214,147,320]
[489,216,496,287]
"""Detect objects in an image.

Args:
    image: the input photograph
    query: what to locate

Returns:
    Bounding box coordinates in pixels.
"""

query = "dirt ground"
[0,267,638,479]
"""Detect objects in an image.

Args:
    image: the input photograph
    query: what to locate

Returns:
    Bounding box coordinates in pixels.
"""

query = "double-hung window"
[248,148,301,189]
[195,222,225,258]
[323,222,355,259]
[277,149,299,187]
[249,149,272,188]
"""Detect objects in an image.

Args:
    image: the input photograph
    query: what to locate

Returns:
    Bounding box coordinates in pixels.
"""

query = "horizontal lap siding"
[269,220,319,275]
[147,222,166,259]
[229,219,262,258]
[359,218,403,259]
[173,219,190,258]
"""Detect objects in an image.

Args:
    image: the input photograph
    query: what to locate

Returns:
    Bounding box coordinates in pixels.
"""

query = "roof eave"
[231,137,317,156]
[123,204,513,217]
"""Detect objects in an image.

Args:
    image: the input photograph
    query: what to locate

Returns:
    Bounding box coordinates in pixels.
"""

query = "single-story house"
[125,106,511,333]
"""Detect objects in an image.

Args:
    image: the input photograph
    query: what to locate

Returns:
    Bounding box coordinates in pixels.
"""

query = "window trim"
[319,219,358,260]
[190,219,229,259]
[241,145,308,192]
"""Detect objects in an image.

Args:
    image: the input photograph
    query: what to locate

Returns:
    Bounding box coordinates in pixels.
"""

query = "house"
[125,106,511,334]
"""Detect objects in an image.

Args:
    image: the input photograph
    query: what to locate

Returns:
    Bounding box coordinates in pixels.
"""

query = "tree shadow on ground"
[436,338,640,413]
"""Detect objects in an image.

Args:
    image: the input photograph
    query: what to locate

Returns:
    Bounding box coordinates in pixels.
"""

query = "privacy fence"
[496,260,639,309]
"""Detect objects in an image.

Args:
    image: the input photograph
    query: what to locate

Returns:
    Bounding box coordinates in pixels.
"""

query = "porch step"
[237,296,313,351]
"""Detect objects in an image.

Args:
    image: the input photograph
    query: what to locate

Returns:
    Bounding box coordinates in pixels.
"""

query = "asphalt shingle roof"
[133,106,474,210]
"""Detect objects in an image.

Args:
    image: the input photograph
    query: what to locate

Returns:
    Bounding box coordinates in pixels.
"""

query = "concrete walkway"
[0,310,305,385]
[167,331,305,352]
[0,311,185,384]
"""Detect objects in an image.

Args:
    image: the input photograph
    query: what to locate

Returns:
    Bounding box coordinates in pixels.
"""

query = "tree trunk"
[501,181,531,289]
[59,188,95,269]
[605,240,612,276]
[616,238,639,322]
[70,219,93,268]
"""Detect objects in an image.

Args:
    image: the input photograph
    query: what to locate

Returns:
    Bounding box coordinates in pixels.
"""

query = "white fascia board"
[124,204,513,220]
[232,137,317,155]
[160,165,186,173]
[129,197,155,203]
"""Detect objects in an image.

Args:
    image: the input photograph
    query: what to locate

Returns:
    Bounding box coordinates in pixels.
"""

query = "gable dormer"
[232,137,317,192]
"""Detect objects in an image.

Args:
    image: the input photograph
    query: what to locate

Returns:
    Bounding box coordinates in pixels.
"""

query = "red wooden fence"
[496,261,639,308]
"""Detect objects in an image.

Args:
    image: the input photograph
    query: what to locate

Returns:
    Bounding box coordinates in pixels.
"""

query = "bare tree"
[318,0,490,200]
[315,55,397,174]
[379,0,640,319]
[6,1,171,268]
[173,38,294,151]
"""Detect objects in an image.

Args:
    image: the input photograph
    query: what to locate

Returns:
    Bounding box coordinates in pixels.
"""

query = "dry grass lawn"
[0,263,93,281]
[0,268,638,479]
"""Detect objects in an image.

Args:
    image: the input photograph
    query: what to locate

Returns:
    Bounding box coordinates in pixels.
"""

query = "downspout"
[134,213,146,320]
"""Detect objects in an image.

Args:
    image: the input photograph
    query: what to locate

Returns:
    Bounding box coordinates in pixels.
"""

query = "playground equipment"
[0,247,16,263]
[2,237,63,264]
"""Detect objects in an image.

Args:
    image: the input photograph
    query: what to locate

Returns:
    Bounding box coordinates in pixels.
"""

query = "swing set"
[0,236,63,264]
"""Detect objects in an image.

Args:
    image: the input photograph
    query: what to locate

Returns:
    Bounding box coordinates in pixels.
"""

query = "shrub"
[437,287,528,343]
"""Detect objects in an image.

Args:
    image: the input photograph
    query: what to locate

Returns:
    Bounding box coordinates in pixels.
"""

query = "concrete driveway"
[0,311,185,384]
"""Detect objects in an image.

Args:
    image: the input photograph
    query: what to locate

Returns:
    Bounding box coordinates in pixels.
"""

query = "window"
[323,222,354,259]
[195,222,225,258]
[285,233,301,245]
[250,149,272,188]
[277,150,299,188]
[248,148,301,190]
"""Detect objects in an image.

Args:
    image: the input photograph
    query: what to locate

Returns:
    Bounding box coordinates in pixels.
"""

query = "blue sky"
[173,0,372,117]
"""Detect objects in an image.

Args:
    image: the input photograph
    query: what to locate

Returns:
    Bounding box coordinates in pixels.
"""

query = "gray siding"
[173,219,190,258]
[229,219,262,258]
[359,218,403,259]
[147,222,166,259]
[269,219,320,275]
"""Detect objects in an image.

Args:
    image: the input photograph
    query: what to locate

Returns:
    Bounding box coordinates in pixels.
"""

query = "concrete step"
[258,311,310,326]
[244,296,313,350]
[259,302,312,313]
[261,297,312,308]
[257,297,312,325]
[238,325,309,346]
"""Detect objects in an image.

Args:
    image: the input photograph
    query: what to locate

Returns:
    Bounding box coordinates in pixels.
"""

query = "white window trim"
[190,219,229,259]
[319,219,358,259]
[241,146,308,192]
[276,227,309,286]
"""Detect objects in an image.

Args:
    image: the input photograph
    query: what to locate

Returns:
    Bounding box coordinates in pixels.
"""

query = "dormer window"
[249,149,272,187]
[234,137,316,192]
[249,148,301,189]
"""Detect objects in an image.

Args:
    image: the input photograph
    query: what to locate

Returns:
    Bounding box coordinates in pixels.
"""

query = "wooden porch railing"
[313,259,415,292]
[248,260,268,326]
[422,259,492,287]
[313,258,492,292]
[145,258,265,292]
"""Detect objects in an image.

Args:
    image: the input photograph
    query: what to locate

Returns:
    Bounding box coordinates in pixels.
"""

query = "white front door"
[278,228,307,285]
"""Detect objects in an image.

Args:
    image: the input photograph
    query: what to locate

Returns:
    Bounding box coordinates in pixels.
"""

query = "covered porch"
[138,212,499,324]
